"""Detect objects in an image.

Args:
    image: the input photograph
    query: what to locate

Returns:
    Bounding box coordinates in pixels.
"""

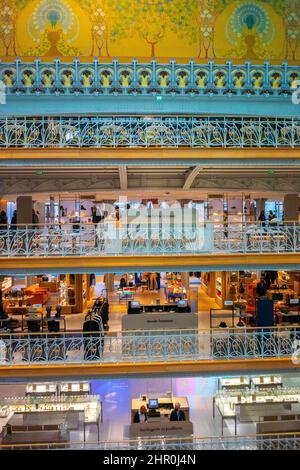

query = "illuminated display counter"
[218,377,251,391]
[26,383,57,397]
[251,376,283,389]
[213,386,300,435]
[0,395,101,425]
[60,382,91,396]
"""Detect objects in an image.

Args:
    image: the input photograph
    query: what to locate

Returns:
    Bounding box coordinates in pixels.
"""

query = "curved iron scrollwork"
[0,115,299,149]
[0,222,299,257]
[0,327,299,366]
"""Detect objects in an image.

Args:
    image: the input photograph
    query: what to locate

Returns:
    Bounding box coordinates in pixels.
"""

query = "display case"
[214,387,300,416]
[218,377,251,391]
[1,277,12,292]
[25,383,58,397]
[0,395,101,425]
[214,386,300,436]
[251,376,283,389]
[60,382,91,396]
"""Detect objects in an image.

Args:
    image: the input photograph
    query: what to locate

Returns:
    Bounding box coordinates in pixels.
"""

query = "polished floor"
[62,276,221,332]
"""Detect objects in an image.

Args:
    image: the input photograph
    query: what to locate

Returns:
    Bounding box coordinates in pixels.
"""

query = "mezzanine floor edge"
[0,253,299,275]
[0,357,298,379]
[1,147,300,166]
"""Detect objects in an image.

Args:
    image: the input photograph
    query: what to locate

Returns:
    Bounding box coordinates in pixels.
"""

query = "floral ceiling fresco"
[0,0,299,62]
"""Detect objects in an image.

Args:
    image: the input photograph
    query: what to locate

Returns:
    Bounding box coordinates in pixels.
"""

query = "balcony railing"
[0,326,299,366]
[0,59,298,98]
[0,222,299,258]
[1,433,300,450]
[0,115,299,148]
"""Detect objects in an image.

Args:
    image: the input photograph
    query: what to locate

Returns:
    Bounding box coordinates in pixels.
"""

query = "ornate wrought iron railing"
[0,221,299,257]
[1,433,300,450]
[0,59,299,97]
[0,115,300,148]
[0,327,299,366]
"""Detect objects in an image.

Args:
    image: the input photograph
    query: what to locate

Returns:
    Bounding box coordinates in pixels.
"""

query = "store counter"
[129,420,193,439]
[128,304,191,314]
[122,313,198,331]
[0,412,14,434]
[60,382,91,396]
[251,375,283,389]
[2,430,70,446]
[213,387,300,435]
[8,410,82,430]
[26,383,57,397]
[218,377,250,391]
[131,396,189,421]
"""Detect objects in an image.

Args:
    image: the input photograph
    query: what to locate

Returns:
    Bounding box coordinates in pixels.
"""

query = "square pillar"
[104,273,115,292]
[284,194,299,222]
[16,196,32,225]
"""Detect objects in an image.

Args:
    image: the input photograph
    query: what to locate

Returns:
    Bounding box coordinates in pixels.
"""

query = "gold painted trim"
[0,252,299,270]
[1,148,300,161]
[0,357,298,378]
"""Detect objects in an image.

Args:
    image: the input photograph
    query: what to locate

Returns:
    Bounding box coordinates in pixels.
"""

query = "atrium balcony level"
[0,221,300,273]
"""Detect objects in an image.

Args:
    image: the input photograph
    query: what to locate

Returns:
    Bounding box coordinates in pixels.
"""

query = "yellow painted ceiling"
[0,0,298,62]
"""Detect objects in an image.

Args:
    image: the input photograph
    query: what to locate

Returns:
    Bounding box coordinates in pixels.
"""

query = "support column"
[104,273,115,292]
[254,198,266,217]
[180,272,190,291]
[49,195,55,224]
[0,199,7,213]
[284,194,299,222]
[16,196,32,225]
[26,276,36,287]
[34,201,45,224]
[207,272,215,298]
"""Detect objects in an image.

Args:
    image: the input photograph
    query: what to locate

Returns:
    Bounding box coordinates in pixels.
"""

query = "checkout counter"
[130,395,193,439]
[123,302,197,331]
[127,301,191,314]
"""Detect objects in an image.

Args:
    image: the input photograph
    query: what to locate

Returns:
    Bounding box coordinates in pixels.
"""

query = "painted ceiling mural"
[0,0,299,62]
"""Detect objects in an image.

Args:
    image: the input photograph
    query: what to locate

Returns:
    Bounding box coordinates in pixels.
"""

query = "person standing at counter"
[133,405,148,423]
[170,403,186,421]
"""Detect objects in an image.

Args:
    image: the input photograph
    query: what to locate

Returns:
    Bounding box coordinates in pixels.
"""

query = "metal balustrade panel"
[1,435,300,450]
[0,115,299,149]
[0,222,298,257]
[0,328,299,367]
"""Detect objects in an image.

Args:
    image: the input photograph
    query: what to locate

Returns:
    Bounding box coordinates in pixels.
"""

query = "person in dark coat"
[10,211,17,230]
[258,210,266,227]
[0,210,7,229]
[256,280,267,297]
[133,405,148,423]
[170,403,186,421]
